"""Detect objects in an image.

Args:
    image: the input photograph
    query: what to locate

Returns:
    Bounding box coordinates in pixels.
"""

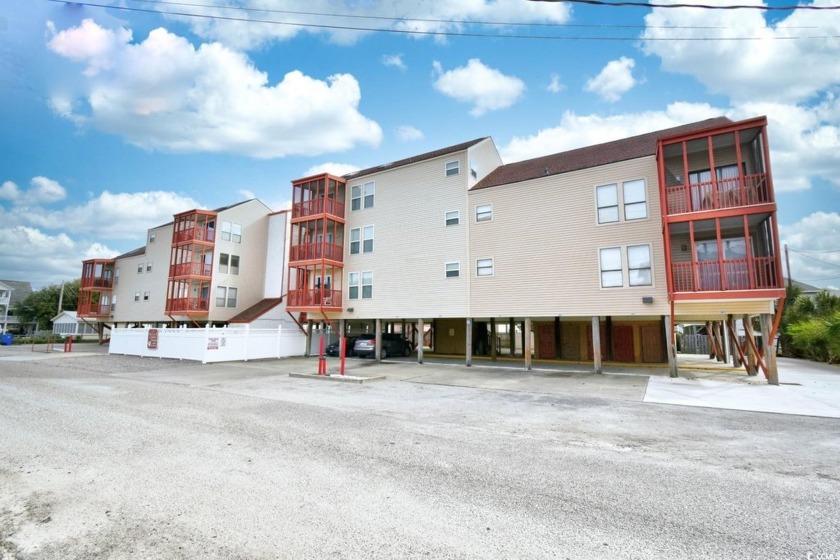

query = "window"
[623,180,647,220]
[146,262,153,272]
[149,233,156,243]
[219,253,229,274]
[349,228,360,255]
[600,247,623,288]
[361,271,373,298]
[363,181,375,209]
[351,185,361,211]
[230,255,240,275]
[475,204,492,223]
[445,262,460,278]
[216,287,227,307]
[227,287,237,307]
[597,184,619,224]
[111,295,117,311]
[134,292,140,302]
[143,291,150,301]
[470,161,478,179]
[363,225,374,253]
[628,245,652,286]
[232,223,242,243]
[476,258,494,277]
[446,160,460,176]
[445,210,460,226]
[137,263,144,274]
[221,221,232,241]
[348,272,360,299]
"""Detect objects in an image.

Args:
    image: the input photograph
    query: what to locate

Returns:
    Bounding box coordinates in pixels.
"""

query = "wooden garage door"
[641,324,665,363]
[612,325,635,363]
[536,324,556,359]
[561,325,580,360]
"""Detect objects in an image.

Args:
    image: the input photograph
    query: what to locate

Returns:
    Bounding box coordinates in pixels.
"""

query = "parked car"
[353,333,413,358]
[325,336,357,357]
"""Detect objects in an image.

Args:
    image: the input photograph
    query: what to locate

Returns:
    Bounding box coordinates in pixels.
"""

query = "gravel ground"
[1,353,839,559]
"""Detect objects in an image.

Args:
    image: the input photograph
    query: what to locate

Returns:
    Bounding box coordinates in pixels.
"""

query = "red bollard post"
[318,335,326,375]
[339,337,346,376]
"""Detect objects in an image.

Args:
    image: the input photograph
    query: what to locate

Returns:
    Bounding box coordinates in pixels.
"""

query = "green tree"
[12,280,80,331]
[781,289,840,363]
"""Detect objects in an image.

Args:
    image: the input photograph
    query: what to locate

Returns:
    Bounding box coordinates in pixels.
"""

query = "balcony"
[672,256,779,292]
[173,227,215,244]
[287,289,342,310]
[289,242,344,263]
[78,303,111,317]
[666,173,770,215]
[166,297,210,313]
[292,198,345,220]
[81,277,114,290]
[170,262,213,278]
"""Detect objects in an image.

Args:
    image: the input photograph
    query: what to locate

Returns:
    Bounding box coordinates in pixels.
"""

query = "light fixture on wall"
[642,297,654,304]
[346,307,354,312]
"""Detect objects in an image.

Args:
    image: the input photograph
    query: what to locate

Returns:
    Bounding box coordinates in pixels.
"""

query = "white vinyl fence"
[110,325,307,363]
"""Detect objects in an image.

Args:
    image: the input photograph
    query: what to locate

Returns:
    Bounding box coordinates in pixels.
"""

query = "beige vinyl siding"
[675,299,775,319]
[112,224,171,324]
[342,150,474,319]
[467,138,503,186]
[211,199,272,321]
[468,155,669,318]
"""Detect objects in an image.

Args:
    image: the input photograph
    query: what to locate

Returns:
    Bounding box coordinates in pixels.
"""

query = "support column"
[760,313,779,385]
[605,316,613,361]
[524,317,532,370]
[375,318,382,362]
[465,318,473,367]
[743,314,757,376]
[490,318,497,362]
[592,316,602,374]
[417,318,424,364]
[664,315,678,378]
[509,318,516,356]
[727,315,740,367]
[305,320,313,357]
[339,318,346,354]
[554,317,561,359]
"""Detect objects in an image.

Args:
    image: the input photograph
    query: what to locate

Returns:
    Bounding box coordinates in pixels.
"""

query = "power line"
[47,0,840,41]
[790,249,840,269]
[794,248,840,254]
[531,0,840,10]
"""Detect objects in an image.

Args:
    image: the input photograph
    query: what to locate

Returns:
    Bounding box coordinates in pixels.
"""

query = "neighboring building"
[51,310,98,339]
[785,278,840,300]
[0,279,34,334]
[284,116,786,378]
[77,199,294,337]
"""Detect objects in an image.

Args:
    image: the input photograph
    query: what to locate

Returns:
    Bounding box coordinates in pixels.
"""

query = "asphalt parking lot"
[1,347,839,559]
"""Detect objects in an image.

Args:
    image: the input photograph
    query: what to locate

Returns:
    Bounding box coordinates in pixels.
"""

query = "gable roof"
[116,246,146,260]
[344,137,489,181]
[0,280,33,306]
[472,117,732,191]
[228,298,284,323]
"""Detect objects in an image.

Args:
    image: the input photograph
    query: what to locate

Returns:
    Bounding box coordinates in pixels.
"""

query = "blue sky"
[1,0,839,289]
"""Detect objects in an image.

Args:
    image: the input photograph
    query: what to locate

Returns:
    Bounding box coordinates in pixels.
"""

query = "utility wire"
[794,248,840,254]
[790,249,840,268]
[47,0,840,41]
[531,0,840,10]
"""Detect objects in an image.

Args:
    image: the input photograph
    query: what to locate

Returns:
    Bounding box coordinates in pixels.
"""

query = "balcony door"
[695,237,748,290]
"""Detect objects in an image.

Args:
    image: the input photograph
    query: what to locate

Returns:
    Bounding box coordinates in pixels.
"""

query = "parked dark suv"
[325,336,357,357]
[353,333,412,358]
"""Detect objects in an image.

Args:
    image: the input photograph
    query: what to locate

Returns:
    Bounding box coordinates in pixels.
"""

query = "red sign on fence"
[147,328,158,350]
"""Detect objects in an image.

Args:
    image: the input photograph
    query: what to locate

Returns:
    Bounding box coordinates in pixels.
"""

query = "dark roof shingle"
[344,138,489,180]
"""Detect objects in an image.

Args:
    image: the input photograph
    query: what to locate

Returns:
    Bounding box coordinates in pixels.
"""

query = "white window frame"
[445,160,460,177]
[623,179,648,221]
[137,263,144,274]
[475,204,493,223]
[219,253,229,274]
[349,228,361,255]
[627,244,652,286]
[348,272,360,299]
[362,225,374,253]
[596,184,619,224]
[230,255,240,275]
[363,181,375,209]
[146,262,152,273]
[599,247,623,288]
[445,210,460,226]
[134,292,140,302]
[143,291,150,301]
[445,261,460,278]
[361,271,373,299]
[470,161,478,179]
[231,223,242,243]
[351,185,362,211]
[476,258,494,277]
[149,233,156,243]
[216,286,227,307]
[227,287,238,308]
[221,220,232,241]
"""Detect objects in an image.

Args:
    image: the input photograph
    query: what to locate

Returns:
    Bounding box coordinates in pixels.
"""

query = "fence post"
[203,323,210,364]
[277,325,282,358]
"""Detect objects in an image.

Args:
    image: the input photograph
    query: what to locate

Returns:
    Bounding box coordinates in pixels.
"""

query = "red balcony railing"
[666,173,770,215]
[80,277,114,289]
[78,303,111,317]
[166,297,210,313]
[173,227,216,244]
[169,262,212,278]
[289,242,344,263]
[672,256,778,292]
[292,198,345,220]
[287,289,342,309]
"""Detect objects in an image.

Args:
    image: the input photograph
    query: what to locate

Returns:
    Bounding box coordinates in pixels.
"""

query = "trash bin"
[0,334,13,345]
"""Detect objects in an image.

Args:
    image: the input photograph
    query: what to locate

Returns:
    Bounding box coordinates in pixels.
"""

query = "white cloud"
[46,19,382,159]
[29,177,67,204]
[547,73,564,94]
[641,0,840,104]
[0,181,21,201]
[396,125,424,142]
[158,0,571,50]
[500,102,723,162]
[302,163,361,177]
[382,54,406,70]
[432,59,525,117]
[584,57,637,103]
[780,212,840,288]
